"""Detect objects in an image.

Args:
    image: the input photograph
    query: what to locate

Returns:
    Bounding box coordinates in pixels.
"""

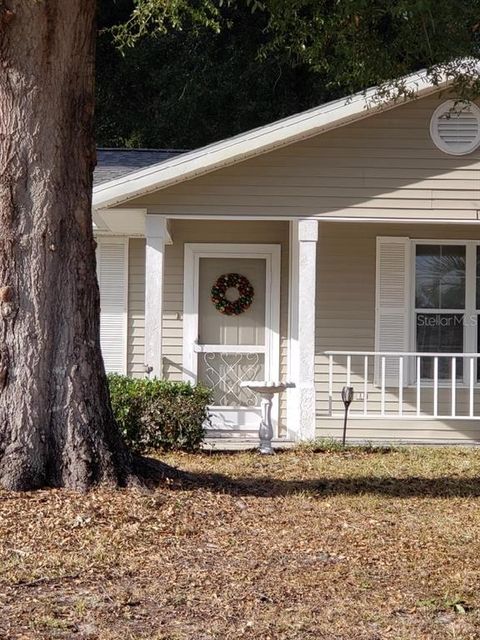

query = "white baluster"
[451,357,456,418]
[398,356,403,416]
[363,355,368,416]
[416,356,421,417]
[470,357,475,417]
[381,356,386,416]
[346,355,351,386]
[433,357,438,418]
[328,354,333,416]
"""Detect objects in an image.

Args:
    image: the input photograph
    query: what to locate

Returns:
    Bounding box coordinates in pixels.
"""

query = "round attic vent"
[430,100,480,155]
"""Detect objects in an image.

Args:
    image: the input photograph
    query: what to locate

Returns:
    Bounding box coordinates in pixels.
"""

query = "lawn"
[1,446,480,640]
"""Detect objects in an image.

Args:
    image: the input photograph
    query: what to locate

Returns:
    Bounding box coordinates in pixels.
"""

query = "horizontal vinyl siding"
[127,238,145,377]
[163,230,184,382]
[315,222,480,443]
[316,419,480,444]
[127,93,480,221]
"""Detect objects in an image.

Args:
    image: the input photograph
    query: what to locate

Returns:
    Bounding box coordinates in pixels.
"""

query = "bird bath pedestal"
[240,381,295,454]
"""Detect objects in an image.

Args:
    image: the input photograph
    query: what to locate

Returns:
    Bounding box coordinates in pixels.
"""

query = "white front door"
[183,244,281,437]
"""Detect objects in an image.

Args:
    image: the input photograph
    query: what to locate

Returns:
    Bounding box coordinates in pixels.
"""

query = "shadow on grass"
[138,456,480,499]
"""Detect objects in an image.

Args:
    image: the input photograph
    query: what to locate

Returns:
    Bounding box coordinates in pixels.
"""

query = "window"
[376,238,480,386]
[415,244,466,380]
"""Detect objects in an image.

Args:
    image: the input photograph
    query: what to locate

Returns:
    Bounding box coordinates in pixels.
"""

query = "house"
[93,64,480,445]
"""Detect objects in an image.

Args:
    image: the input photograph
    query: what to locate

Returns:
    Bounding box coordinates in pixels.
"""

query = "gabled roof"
[92,63,476,210]
[94,148,185,186]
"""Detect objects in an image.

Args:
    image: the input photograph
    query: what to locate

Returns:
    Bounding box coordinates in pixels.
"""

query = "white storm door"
[183,244,281,435]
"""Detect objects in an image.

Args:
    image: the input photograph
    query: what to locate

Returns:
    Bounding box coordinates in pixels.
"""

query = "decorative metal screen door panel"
[183,244,281,438]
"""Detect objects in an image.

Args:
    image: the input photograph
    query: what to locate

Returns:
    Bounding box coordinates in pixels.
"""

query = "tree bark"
[0,0,132,490]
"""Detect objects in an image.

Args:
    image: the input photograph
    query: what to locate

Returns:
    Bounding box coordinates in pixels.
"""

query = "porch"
[140,218,480,445]
[96,212,480,445]
[313,222,480,444]
[139,216,315,443]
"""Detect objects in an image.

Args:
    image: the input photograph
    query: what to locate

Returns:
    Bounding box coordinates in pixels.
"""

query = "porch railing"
[324,351,480,419]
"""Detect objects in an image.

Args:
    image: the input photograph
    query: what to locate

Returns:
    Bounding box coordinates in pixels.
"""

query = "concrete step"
[202,438,296,451]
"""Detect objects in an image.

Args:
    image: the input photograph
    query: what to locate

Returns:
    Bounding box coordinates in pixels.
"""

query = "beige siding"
[314,418,480,444]
[127,93,480,221]
[315,222,480,443]
[127,238,146,377]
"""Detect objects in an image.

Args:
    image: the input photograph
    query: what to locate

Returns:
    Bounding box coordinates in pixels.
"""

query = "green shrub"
[107,374,212,453]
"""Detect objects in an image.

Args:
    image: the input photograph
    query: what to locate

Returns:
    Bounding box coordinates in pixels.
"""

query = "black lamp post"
[341,386,354,446]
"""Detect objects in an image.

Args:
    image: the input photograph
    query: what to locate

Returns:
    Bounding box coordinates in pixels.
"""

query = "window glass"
[416,245,465,309]
[416,313,464,379]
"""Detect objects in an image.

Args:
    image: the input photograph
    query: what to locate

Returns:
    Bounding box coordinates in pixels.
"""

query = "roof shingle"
[94,148,186,186]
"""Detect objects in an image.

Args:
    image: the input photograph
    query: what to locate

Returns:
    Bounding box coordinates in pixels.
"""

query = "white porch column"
[287,219,318,441]
[145,215,171,378]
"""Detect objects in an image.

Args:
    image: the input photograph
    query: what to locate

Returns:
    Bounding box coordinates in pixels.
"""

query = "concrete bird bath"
[240,381,295,454]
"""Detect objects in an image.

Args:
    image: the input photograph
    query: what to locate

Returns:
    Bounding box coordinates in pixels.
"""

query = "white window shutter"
[97,239,128,374]
[375,237,410,386]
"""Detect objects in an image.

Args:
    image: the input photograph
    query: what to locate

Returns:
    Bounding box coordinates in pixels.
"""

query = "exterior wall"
[315,222,480,443]
[127,93,480,221]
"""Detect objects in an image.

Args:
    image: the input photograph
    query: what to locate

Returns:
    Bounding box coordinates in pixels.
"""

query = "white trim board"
[287,221,299,439]
[93,61,480,211]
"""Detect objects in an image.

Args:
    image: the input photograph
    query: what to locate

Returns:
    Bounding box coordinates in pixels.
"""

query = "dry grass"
[1,446,480,639]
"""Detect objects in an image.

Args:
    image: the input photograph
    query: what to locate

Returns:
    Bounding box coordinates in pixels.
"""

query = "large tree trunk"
[0,0,131,490]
